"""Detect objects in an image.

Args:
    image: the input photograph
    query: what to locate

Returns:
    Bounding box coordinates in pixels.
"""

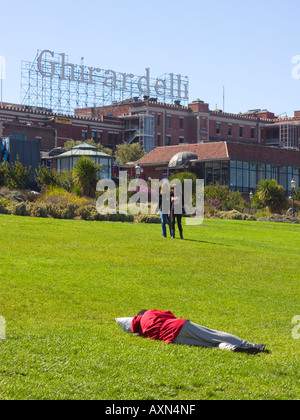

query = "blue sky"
[1,0,300,116]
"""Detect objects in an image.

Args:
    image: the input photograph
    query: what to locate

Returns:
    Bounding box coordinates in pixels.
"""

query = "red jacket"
[131,310,187,343]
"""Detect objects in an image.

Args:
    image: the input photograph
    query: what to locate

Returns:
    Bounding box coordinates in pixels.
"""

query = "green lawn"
[0,214,299,400]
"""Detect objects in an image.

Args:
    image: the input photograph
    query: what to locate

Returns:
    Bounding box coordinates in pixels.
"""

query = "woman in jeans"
[170,186,184,239]
[159,183,171,238]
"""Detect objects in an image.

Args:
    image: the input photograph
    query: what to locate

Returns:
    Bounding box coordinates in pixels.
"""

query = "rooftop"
[136,142,300,167]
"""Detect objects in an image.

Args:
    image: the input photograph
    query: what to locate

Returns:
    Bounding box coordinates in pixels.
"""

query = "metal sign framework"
[21,50,189,114]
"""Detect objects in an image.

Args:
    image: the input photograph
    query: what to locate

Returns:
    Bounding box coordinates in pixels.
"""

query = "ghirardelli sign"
[37,49,189,102]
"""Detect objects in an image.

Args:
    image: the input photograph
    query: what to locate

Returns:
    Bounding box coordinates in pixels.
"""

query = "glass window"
[250,166,257,189]
[230,161,236,187]
[287,167,293,191]
[271,166,279,182]
[221,161,230,185]
[166,116,171,129]
[206,162,213,185]
[216,123,221,135]
[236,162,243,188]
[258,164,266,182]
[228,124,232,136]
[239,126,244,138]
[213,162,221,184]
[279,166,287,190]
[292,169,299,189]
[243,163,249,189]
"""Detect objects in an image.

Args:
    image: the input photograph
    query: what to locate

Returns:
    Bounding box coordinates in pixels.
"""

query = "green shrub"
[3,156,32,190]
[75,205,99,221]
[54,171,76,193]
[169,171,197,187]
[205,183,245,212]
[217,210,243,220]
[35,164,56,188]
[13,202,30,217]
[0,166,5,187]
[255,210,272,219]
[138,215,161,224]
[256,179,288,214]
[257,214,300,224]
[0,200,9,214]
[41,186,92,207]
[26,203,50,218]
[73,157,101,198]
[49,203,79,220]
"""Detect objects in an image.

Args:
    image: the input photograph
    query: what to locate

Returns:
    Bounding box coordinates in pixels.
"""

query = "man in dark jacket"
[131,309,266,354]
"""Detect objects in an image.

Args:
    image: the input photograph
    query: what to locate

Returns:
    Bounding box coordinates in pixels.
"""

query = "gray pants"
[173,321,255,351]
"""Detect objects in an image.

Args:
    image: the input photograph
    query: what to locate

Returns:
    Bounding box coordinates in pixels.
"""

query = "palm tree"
[257,179,288,214]
[72,157,101,198]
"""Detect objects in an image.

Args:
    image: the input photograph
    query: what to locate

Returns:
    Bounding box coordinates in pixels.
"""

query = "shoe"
[254,344,266,353]
[234,344,266,354]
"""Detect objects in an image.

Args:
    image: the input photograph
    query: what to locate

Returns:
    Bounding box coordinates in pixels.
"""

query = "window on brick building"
[216,123,221,135]
[228,124,232,136]
[157,134,161,146]
[179,118,184,130]
[239,126,244,138]
[166,136,171,146]
[166,116,171,129]
[157,114,161,127]
[251,127,255,139]
[179,137,184,144]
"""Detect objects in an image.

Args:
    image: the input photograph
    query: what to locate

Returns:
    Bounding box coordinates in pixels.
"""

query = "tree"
[72,157,101,198]
[256,179,288,214]
[0,164,5,187]
[115,143,145,166]
[35,164,56,188]
[64,139,112,156]
[3,156,32,190]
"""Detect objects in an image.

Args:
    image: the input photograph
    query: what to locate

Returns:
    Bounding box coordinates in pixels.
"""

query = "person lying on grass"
[131,309,266,354]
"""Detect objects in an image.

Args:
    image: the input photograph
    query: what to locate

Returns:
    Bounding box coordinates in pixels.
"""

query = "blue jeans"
[160,212,171,237]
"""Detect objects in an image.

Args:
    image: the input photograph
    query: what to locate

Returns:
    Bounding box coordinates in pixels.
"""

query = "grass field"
[0,214,299,400]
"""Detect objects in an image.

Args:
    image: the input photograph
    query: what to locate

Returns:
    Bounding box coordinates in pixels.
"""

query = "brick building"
[2,99,300,156]
[76,98,300,152]
[135,142,300,194]
[1,98,300,189]
[0,103,123,153]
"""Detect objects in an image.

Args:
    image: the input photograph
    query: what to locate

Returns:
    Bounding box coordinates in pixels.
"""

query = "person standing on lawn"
[170,186,184,239]
[159,182,172,238]
[131,309,266,354]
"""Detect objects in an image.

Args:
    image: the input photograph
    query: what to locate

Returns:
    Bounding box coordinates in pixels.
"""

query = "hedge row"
[0,201,134,223]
